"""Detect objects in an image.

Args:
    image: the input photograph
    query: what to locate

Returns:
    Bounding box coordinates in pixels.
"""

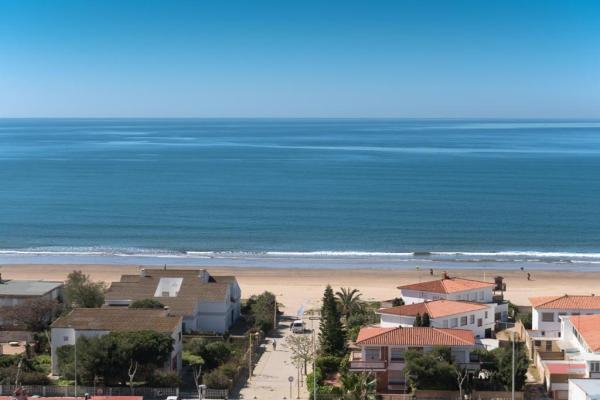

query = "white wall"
[400,288,493,305]
[534,308,600,338]
[380,306,495,338]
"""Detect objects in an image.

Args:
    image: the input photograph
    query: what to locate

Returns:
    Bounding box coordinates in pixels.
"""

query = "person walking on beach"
[429,268,434,276]
[527,272,532,281]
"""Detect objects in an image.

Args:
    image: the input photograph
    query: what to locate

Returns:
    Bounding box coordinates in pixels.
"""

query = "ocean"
[1,118,600,270]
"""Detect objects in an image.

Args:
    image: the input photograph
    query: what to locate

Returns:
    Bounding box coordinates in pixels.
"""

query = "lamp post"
[309,315,320,400]
[511,330,515,400]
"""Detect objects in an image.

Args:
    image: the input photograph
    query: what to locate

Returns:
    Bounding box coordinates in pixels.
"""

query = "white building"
[349,326,478,394]
[378,299,495,338]
[569,379,600,400]
[104,268,241,333]
[560,315,600,379]
[0,277,63,328]
[397,276,508,322]
[530,295,600,338]
[50,308,182,376]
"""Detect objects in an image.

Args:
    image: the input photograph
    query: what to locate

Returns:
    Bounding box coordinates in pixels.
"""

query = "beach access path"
[238,319,309,400]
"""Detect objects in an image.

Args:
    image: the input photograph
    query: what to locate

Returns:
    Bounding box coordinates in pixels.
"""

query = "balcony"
[349,351,387,371]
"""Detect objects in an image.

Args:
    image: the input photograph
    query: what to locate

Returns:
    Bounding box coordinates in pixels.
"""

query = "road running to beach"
[237,318,310,400]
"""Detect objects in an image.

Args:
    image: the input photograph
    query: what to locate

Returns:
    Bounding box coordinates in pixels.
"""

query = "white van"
[291,319,305,333]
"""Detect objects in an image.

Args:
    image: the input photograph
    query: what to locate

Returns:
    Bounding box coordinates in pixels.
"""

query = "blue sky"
[1,0,599,117]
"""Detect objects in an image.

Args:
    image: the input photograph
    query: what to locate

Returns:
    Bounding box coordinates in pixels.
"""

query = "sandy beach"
[0,264,597,313]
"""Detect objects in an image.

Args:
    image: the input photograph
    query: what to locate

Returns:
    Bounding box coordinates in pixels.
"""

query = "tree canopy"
[57,331,173,385]
[319,285,346,356]
[63,270,106,308]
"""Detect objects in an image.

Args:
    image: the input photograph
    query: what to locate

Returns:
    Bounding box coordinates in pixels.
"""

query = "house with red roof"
[397,276,509,323]
[529,295,600,338]
[378,299,495,338]
[349,326,478,394]
[560,315,600,378]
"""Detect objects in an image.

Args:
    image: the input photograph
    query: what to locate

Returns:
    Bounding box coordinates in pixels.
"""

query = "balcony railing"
[349,359,387,370]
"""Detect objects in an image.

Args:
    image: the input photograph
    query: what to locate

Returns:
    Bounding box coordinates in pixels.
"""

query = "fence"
[0,385,230,400]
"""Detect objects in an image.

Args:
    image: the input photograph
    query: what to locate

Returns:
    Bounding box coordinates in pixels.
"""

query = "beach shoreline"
[1,263,597,314]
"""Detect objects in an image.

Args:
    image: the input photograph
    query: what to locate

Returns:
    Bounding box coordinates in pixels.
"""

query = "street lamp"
[309,315,320,400]
[67,325,78,398]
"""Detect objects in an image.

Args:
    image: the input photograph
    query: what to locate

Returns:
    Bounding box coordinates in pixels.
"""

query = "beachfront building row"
[104,268,241,333]
[378,299,496,338]
[529,295,600,338]
[396,276,509,323]
[50,308,183,376]
[349,326,478,394]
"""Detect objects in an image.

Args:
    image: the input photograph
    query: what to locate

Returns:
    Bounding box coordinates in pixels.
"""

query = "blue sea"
[1,118,600,270]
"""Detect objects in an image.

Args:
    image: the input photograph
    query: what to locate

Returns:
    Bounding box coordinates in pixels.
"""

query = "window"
[469,315,475,324]
[484,311,488,319]
[591,362,600,373]
[571,312,580,316]
[460,316,468,326]
[477,318,483,327]
[470,352,480,362]
[63,336,69,342]
[365,347,380,361]
[534,340,541,346]
[391,348,404,362]
[541,312,554,322]
[545,341,553,351]
[451,318,458,328]
[388,370,404,384]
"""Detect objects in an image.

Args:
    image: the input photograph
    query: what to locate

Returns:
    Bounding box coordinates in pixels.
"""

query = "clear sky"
[1,0,599,118]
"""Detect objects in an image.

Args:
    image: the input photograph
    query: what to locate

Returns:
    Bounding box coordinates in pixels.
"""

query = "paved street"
[238,319,310,400]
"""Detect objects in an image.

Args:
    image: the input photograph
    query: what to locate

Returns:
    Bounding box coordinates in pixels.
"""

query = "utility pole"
[74,332,78,398]
[309,315,320,400]
[248,333,253,380]
[297,363,300,399]
[273,295,277,331]
[511,330,515,400]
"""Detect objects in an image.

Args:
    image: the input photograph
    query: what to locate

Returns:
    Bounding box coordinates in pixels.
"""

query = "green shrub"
[203,367,232,389]
[316,355,342,374]
[147,371,181,387]
[219,362,239,379]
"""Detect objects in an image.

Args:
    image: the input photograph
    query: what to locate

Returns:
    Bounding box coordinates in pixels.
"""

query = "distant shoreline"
[2,250,600,271]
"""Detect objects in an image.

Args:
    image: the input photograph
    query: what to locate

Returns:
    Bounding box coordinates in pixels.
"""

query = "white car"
[291,319,305,333]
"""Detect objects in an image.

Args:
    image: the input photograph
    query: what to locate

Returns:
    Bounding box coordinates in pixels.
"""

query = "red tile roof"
[544,362,587,375]
[356,326,475,346]
[529,295,600,310]
[379,299,488,318]
[569,314,600,352]
[397,278,494,294]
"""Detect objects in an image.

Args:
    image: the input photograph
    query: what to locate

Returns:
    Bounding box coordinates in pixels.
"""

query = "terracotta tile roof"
[544,362,587,375]
[529,295,600,310]
[105,268,235,316]
[397,278,494,294]
[569,314,600,352]
[51,308,181,333]
[356,326,475,346]
[379,299,488,318]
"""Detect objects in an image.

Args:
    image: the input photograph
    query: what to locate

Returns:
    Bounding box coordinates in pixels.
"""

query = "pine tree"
[422,312,431,327]
[414,313,422,327]
[319,285,346,356]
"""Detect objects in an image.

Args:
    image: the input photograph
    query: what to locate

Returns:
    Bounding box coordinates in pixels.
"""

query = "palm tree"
[335,287,362,320]
[341,371,377,400]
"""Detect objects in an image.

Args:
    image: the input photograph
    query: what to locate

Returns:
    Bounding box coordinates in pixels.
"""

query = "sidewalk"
[237,319,309,400]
